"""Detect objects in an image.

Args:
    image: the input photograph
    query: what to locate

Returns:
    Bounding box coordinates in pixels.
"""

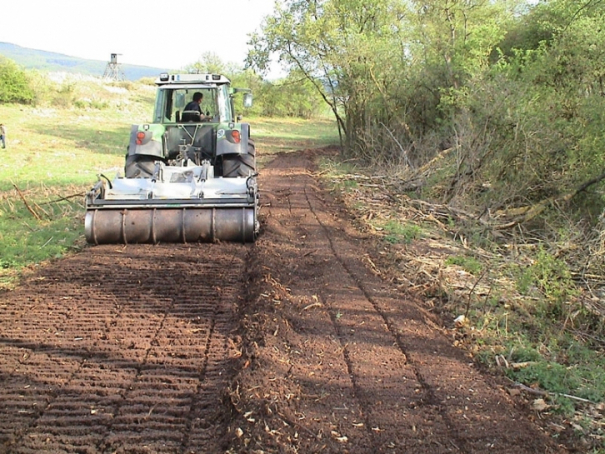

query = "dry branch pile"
[326,168,605,328]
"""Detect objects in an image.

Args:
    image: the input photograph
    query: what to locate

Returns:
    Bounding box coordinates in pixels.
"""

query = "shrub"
[0,57,35,104]
[51,83,76,108]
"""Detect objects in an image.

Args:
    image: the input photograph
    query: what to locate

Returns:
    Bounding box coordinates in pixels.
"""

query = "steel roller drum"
[85,207,256,244]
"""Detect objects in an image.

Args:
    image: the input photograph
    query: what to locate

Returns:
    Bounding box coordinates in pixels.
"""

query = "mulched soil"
[0,148,572,453]
[0,244,247,453]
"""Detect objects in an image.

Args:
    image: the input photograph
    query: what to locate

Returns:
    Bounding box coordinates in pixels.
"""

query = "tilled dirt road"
[1,149,567,453]
[0,244,246,453]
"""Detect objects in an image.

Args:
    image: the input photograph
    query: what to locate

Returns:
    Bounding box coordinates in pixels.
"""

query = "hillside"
[0,42,168,81]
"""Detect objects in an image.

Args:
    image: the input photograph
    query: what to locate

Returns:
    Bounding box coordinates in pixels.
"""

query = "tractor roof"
[155,73,231,86]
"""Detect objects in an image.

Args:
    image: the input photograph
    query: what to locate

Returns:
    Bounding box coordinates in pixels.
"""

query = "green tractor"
[85,73,259,244]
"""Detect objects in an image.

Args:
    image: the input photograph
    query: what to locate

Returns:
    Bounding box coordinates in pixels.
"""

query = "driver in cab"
[182,92,206,122]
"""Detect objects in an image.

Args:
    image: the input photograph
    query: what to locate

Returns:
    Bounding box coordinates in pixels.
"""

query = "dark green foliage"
[0,57,34,104]
[460,1,605,221]
[501,337,605,415]
[258,73,323,118]
[246,0,605,224]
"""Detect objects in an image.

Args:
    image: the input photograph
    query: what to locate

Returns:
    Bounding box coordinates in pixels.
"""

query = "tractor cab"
[152,73,242,125]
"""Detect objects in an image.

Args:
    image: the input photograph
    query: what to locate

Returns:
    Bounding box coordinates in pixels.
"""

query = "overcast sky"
[1,0,278,71]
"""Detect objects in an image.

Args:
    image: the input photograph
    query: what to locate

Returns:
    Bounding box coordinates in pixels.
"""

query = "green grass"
[0,195,84,284]
[383,219,422,244]
[0,101,131,287]
[471,284,605,418]
[0,82,339,287]
[501,337,605,415]
[251,117,339,156]
[318,156,359,176]
[445,255,483,275]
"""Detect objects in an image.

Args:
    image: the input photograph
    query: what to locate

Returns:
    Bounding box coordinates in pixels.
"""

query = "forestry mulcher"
[85,73,258,244]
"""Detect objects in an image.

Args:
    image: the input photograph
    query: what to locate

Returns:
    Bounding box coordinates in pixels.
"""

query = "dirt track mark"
[229,149,565,453]
[0,244,248,454]
[304,185,468,452]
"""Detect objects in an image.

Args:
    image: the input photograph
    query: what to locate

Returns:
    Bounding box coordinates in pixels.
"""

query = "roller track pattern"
[228,149,565,453]
[0,244,247,453]
[0,148,568,454]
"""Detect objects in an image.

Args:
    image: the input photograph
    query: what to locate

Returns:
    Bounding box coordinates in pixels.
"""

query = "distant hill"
[0,42,169,81]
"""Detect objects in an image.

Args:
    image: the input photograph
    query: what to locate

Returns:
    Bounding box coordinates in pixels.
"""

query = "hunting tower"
[103,53,126,81]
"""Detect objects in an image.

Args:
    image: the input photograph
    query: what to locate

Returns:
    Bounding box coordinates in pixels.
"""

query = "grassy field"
[252,117,339,157]
[0,83,338,286]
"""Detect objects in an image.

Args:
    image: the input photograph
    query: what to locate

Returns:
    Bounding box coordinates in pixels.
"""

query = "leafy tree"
[258,71,324,118]
[247,0,516,161]
[0,57,34,104]
[181,52,324,119]
[247,0,605,233]
[476,0,605,210]
[247,0,407,151]
[183,52,241,76]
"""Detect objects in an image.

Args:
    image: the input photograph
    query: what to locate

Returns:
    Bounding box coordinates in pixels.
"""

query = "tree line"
[0,52,329,119]
[247,0,605,248]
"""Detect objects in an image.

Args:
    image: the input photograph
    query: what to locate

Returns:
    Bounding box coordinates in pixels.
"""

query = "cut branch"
[41,192,85,205]
[493,170,605,229]
[12,183,41,221]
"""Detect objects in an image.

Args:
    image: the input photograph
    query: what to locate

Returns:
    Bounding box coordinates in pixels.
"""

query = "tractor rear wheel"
[222,139,256,178]
[125,154,158,178]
